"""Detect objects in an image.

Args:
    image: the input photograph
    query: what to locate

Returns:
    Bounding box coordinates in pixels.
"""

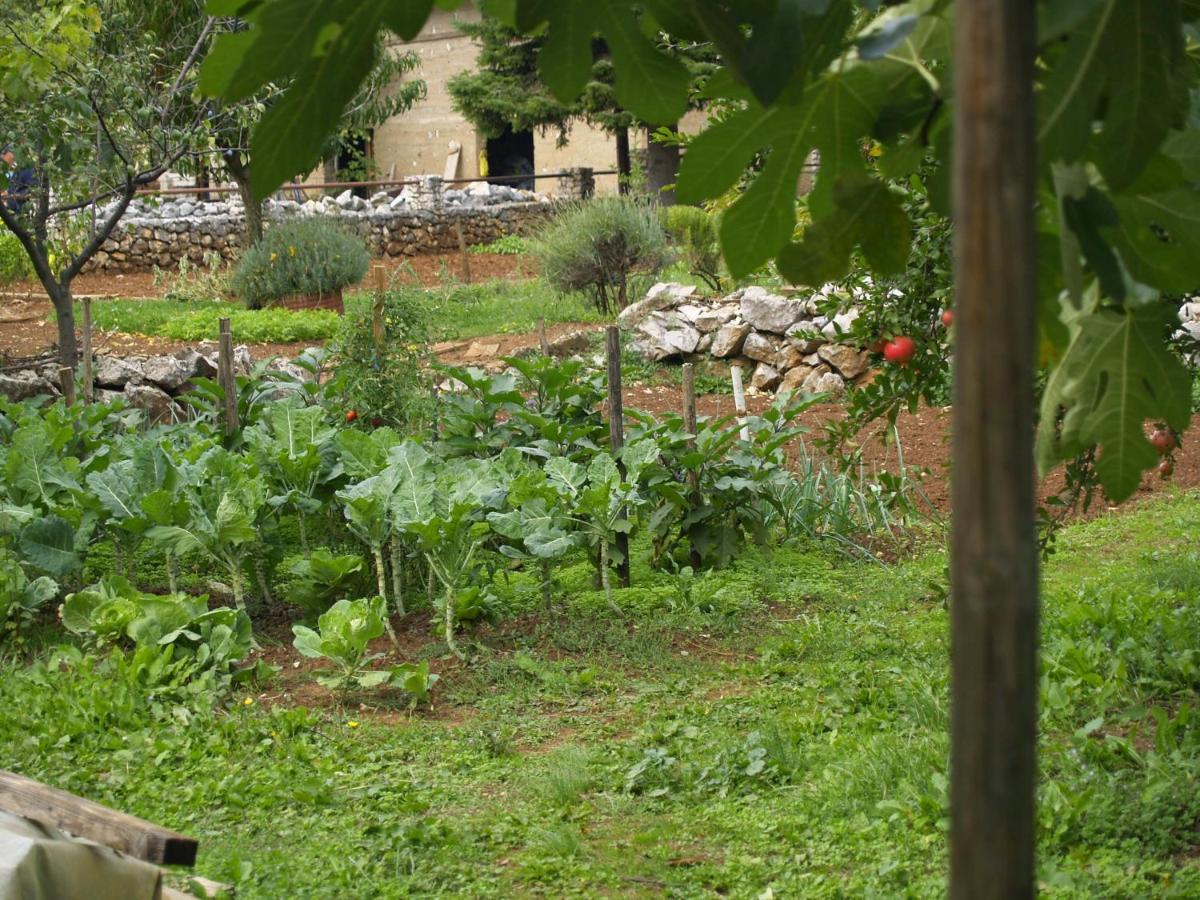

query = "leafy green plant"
[0,551,57,643]
[292,596,437,700]
[660,205,723,292]
[535,197,670,314]
[283,550,370,622]
[231,218,369,309]
[470,234,531,256]
[326,284,431,431]
[60,576,254,694]
[245,402,340,556]
[162,307,340,342]
[0,229,34,284]
[152,251,230,303]
[145,447,267,610]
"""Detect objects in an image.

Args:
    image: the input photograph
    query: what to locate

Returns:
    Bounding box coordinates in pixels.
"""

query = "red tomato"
[345,410,358,423]
[941,309,954,327]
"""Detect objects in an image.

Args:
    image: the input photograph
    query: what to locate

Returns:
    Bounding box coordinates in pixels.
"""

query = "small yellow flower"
[347,720,360,729]
[288,245,297,257]
[269,251,278,262]
[243,697,255,706]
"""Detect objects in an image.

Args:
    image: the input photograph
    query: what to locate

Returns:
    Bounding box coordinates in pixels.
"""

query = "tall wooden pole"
[218,317,239,436]
[372,265,386,358]
[950,2,1038,897]
[80,297,93,404]
[605,325,630,588]
[682,363,701,570]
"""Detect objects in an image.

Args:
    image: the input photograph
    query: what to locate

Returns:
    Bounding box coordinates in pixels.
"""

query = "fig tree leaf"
[1037,305,1192,502]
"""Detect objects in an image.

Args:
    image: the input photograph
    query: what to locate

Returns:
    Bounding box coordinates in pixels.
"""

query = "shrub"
[327,283,432,430]
[0,229,34,285]
[231,218,370,309]
[470,234,532,255]
[661,205,723,292]
[535,197,670,315]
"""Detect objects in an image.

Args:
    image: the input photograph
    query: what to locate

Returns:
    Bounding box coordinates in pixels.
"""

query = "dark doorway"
[486,128,535,190]
[335,129,373,197]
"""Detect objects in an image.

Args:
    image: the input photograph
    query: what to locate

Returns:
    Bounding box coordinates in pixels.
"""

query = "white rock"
[750,362,782,391]
[820,309,860,339]
[635,311,701,360]
[742,331,782,363]
[618,282,695,327]
[740,287,804,334]
[817,344,870,380]
[94,355,144,388]
[710,322,752,358]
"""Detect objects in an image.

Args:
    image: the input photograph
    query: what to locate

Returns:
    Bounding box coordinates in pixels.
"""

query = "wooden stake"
[950,1,1038,897]
[0,769,198,866]
[80,297,93,403]
[605,325,630,588]
[730,364,750,441]
[682,363,702,569]
[372,264,386,356]
[538,317,550,356]
[218,317,239,435]
[454,221,471,284]
[58,366,76,406]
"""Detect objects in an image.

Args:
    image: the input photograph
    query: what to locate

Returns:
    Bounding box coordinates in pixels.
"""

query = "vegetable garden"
[5,0,1200,896]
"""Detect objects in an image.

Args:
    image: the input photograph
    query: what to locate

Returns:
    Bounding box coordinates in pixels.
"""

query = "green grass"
[74,276,604,346]
[4,497,1200,897]
[346,278,606,342]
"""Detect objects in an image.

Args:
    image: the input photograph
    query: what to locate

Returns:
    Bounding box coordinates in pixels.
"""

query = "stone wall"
[86,175,565,274]
[622,283,871,396]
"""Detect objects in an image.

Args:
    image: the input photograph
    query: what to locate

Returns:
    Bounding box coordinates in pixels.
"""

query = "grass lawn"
[3,494,1200,896]
[71,277,605,347]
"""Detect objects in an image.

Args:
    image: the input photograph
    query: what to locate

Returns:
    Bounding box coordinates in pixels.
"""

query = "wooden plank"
[605,326,630,588]
[0,770,198,866]
[949,1,1039,898]
[538,318,549,356]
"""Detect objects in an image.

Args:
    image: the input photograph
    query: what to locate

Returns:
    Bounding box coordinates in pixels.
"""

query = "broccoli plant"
[146,447,266,611]
[292,596,438,701]
[543,439,659,613]
[245,402,342,557]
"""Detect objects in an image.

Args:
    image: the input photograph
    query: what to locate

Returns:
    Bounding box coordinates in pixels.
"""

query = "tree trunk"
[615,128,631,195]
[644,125,679,206]
[48,283,78,368]
[224,155,264,247]
[950,2,1039,898]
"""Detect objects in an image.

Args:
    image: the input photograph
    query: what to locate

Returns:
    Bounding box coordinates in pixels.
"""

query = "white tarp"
[0,811,162,900]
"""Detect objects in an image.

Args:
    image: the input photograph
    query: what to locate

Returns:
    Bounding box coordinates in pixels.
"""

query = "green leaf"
[20,516,80,577]
[1037,305,1192,502]
[674,105,780,205]
[778,179,912,286]
[1061,188,1126,300]
[594,5,691,125]
[382,0,436,41]
[1107,182,1200,295]
[248,9,386,199]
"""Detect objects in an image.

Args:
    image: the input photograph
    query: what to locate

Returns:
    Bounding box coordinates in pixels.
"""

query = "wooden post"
[57,366,76,406]
[605,325,630,588]
[682,363,702,570]
[454,221,471,284]
[0,770,198,866]
[372,264,386,357]
[218,317,239,436]
[538,317,550,356]
[80,297,93,403]
[950,2,1038,898]
[730,364,750,441]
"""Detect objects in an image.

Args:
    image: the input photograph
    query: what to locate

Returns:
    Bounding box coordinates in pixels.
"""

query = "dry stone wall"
[86,177,557,273]
[623,283,870,396]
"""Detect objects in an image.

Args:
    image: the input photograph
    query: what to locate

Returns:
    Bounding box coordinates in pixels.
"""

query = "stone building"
[363,5,706,197]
